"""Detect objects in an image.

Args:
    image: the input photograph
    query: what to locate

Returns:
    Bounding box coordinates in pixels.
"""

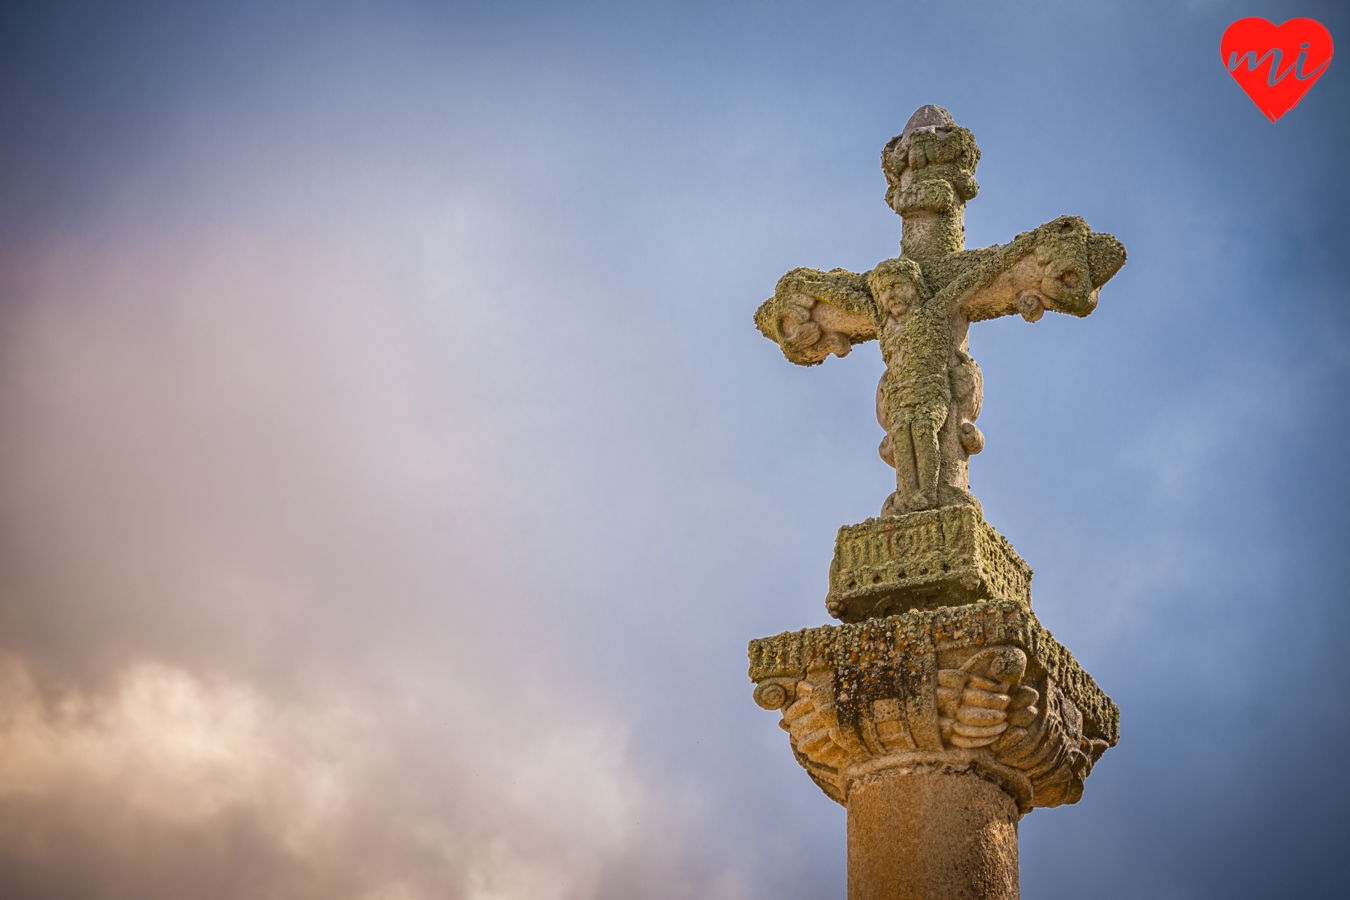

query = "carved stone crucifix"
[747,107,1126,899]
[755,106,1127,519]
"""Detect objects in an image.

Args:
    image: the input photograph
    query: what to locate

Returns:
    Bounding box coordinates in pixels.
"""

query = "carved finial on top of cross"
[881,104,980,274]
[755,104,1127,524]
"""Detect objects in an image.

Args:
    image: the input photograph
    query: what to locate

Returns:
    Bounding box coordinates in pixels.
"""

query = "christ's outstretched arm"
[951,217,1126,324]
[754,267,880,366]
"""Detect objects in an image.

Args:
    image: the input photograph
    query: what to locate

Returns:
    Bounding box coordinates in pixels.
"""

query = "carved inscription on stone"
[827,507,1032,621]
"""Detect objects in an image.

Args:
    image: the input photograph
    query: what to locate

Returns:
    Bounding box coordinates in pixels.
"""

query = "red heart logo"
[1222,18,1333,121]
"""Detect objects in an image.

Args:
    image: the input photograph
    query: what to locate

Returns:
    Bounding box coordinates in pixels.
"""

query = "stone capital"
[749,600,1118,813]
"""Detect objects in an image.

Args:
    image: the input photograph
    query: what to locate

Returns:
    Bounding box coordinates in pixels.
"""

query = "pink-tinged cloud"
[0,235,728,899]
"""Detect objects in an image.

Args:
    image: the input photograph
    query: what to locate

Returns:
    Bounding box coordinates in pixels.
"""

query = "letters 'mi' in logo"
[1222,18,1333,121]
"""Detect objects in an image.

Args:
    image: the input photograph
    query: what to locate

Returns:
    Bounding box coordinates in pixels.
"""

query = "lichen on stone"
[748,599,1118,747]
[752,106,1127,519]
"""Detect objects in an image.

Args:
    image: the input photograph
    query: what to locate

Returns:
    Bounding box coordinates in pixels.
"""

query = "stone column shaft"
[749,594,1118,898]
[848,767,1019,900]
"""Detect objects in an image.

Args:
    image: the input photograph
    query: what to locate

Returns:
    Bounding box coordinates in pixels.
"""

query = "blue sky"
[0,2,1346,898]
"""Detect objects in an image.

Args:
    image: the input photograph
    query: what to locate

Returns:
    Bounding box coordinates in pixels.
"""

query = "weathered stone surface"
[749,600,1117,812]
[747,104,1125,899]
[752,105,1126,519]
[826,507,1031,621]
[848,766,1019,900]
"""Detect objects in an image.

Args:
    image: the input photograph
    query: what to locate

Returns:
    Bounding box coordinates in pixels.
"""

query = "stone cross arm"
[753,266,880,366]
[752,216,1126,367]
[944,216,1127,326]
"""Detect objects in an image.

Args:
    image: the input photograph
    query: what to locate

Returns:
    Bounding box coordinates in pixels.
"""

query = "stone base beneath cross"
[750,574,1118,897]
[826,507,1033,622]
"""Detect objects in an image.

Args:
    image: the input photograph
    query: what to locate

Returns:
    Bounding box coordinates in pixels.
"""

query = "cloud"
[0,651,661,900]
[0,229,692,899]
[0,657,352,838]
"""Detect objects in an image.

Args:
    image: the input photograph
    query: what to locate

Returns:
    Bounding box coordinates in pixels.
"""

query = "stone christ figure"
[755,105,1127,517]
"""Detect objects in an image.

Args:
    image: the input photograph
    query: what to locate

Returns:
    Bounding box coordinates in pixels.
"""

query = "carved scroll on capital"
[936,646,1029,749]
[748,601,1117,813]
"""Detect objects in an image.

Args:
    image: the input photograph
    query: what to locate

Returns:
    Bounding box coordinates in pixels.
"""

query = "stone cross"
[747,107,1125,900]
[755,105,1126,520]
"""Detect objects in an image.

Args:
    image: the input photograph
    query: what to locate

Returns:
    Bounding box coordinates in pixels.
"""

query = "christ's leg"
[912,402,948,509]
[893,428,919,505]
[886,405,920,509]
